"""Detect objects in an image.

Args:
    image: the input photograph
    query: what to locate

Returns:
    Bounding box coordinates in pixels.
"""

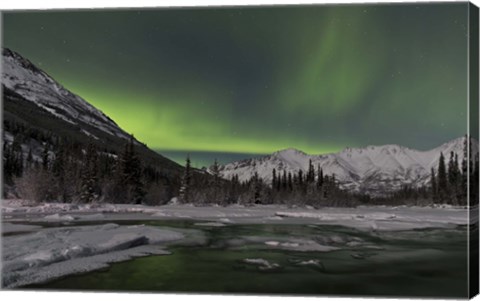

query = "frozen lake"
[1,202,472,297]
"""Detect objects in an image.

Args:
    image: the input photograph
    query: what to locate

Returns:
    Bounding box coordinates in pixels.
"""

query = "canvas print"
[1,2,479,299]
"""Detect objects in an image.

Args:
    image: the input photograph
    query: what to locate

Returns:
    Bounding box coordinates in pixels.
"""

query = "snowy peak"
[2,48,128,140]
[273,148,307,156]
[218,136,478,196]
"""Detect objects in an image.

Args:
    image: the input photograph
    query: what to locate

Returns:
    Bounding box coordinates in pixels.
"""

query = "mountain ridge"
[2,47,183,175]
[216,136,478,196]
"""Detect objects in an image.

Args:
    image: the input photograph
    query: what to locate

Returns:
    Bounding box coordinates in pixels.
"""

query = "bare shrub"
[14,169,56,203]
[144,183,169,205]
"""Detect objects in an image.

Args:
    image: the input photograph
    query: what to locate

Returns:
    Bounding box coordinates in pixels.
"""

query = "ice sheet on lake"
[44,213,76,221]
[2,223,185,288]
[236,236,340,252]
[2,223,43,234]
[242,258,280,270]
[194,222,228,227]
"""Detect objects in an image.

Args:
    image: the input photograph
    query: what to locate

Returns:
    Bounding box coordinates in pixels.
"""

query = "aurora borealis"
[2,3,471,166]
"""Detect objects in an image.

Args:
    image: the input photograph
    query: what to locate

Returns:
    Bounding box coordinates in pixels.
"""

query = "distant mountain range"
[216,137,478,196]
[2,48,182,175]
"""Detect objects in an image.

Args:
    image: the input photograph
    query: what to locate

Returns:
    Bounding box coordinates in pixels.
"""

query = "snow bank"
[1,200,165,215]
[274,206,467,231]
[2,200,469,232]
[2,223,185,288]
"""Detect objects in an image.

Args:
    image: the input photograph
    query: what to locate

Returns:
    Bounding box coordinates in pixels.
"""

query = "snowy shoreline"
[1,199,470,289]
[2,199,470,231]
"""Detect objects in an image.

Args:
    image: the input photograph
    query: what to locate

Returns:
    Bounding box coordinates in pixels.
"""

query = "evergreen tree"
[287,172,293,191]
[282,170,287,190]
[52,147,65,178]
[11,137,23,177]
[473,153,479,205]
[42,144,49,171]
[276,169,282,191]
[127,138,145,204]
[52,144,68,202]
[317,165,323,188]
[211,158,220,186]
[453,153,463,204]
[307,160,315,183]
[272,168,277,190]
[80,143,99,203]
[430,168,437,201]
[461,135,469,198]
[211,158,221,202]
[252,172,262,204]
[298,170,304,188]
[437,152,448,202]
[26,149,33,170]
[3,142,13,184]
[447,151,460,190]
[179,155,192,203]
[114,136,146,204]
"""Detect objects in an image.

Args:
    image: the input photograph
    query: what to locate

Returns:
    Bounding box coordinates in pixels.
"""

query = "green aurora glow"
[2,3,470,160]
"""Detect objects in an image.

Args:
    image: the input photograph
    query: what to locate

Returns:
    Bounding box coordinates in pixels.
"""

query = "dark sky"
[2,3,470,166]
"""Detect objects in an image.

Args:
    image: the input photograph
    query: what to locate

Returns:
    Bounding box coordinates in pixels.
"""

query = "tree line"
[364,135,479,206]
[3,118,479,207]
[430,136,479,206]
[178,157,357,207]
[3,119,175,205]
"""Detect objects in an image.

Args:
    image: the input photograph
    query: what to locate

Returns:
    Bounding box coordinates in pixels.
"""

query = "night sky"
[2,3,470,166]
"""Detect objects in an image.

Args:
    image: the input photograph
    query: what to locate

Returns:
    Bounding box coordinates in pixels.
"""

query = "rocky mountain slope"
[2,47,182,175]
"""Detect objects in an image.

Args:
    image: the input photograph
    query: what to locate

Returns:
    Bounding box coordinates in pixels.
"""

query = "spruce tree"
[80,143,99,203]
[461,135,469,198]
[211,158,221,202]
[298,170,304,188]
[276,169,282,191]
[26,149,33,170]
[447,151,458,203]
[430,168,437,202]
[473,153,479,205]
[52,145,67,202]
[287,172,293,191]
[52,147,65,178]
[317,165,323,188]
[307,160,315,183]
[114,136,146,204]
[179,155,192,203]
[211,159,220,181]
[3,142,13,184]
[437,152,448,202]
[250,172,262,204]
[11,137,23,178]
[127,138,145,204]
[272,168,277,190]
[42,144,49,171]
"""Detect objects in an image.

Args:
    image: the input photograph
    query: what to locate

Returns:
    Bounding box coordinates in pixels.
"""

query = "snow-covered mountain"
[216,137,478,195]
[2,48,182,174]
[2,48,128,140]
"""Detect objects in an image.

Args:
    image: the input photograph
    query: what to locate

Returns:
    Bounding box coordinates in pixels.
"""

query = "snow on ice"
[2,223,185,288]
